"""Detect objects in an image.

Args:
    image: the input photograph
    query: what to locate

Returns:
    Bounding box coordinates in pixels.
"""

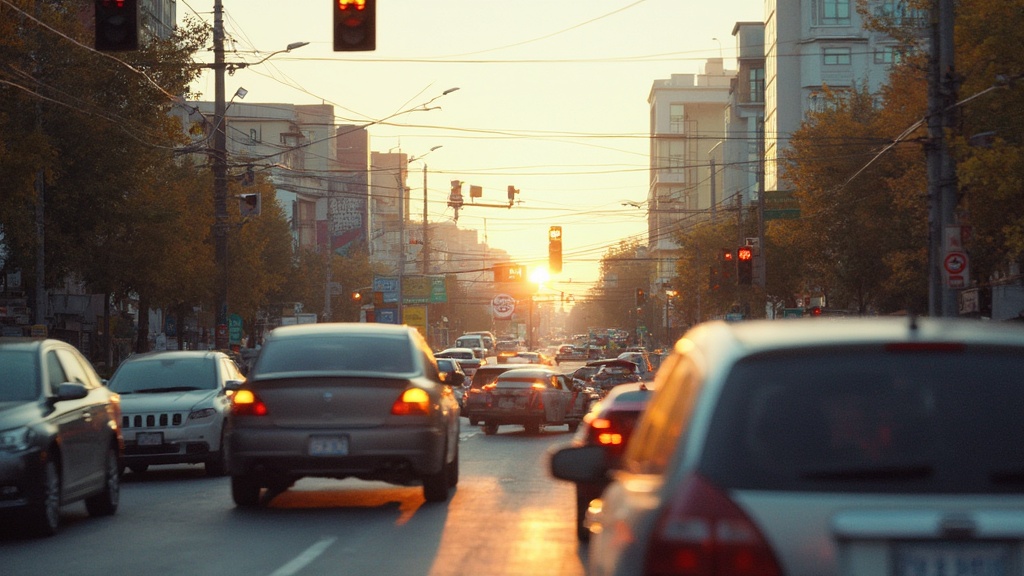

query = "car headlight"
[0,426,35,452]
[188,408,218,421]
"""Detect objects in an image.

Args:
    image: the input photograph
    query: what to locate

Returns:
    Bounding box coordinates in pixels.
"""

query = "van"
[464,331,496,356]
[454,334,486,356]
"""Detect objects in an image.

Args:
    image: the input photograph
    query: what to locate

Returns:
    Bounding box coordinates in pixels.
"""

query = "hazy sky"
[180,0,764,298]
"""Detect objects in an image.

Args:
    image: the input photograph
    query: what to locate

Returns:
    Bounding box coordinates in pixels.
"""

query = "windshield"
[701,347,1024,494]
[109,356,217,393]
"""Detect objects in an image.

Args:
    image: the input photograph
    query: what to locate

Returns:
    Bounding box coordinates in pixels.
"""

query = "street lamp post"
[211,0,306,347]
[397,145,443,325]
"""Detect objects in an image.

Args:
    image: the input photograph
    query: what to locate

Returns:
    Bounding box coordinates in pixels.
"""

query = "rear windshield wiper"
[801,464,933,481]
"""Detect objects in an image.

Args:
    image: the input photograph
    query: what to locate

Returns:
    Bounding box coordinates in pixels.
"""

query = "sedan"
[474,366,585,435]
[435,347,485,378]
[226,323,460,505]
[106,350,245,476]
[551,317,1024,576]
[0,337,122,536]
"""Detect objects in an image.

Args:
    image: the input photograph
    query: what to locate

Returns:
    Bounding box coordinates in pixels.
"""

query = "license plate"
[498,398,519,409]
[136,432,163,446]
[308,435,349,456]
[895,543,1012,576]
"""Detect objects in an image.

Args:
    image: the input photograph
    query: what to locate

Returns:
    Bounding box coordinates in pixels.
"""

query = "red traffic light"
[737,246,753,261]
[334,0,376,52]
[721,248,734,262]
[95,0,139,51]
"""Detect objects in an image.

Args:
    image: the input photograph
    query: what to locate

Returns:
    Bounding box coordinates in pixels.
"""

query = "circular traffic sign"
[944,252,966,274]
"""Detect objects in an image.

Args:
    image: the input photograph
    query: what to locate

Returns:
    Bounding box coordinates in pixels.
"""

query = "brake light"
[231,389,268,416]
[531,382,546,391]
[644,473,782,576]
[482,383,496,391]
[391,388,431,415]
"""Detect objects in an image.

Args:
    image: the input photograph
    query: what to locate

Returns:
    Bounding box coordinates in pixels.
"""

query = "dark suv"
[552,317,1024,576]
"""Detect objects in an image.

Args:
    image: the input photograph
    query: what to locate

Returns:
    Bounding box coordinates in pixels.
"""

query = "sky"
[180,0,764,298]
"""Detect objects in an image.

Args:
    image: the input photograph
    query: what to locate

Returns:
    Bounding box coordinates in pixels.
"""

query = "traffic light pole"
[213,0,229,348]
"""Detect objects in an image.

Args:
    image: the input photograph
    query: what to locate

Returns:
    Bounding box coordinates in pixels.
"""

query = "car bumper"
[0,449,46,510]
[121,416,223,466]
[227,424,447,482]
[473,407,546,426]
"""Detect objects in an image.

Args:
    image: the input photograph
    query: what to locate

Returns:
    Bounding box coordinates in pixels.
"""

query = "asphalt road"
[0,415,589,576]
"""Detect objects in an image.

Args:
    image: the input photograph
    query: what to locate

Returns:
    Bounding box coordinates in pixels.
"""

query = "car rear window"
[700,346,1024,494]
[255,334,415,375]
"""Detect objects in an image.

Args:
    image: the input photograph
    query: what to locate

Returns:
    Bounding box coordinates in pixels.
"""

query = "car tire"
[469,417,480,426]
[447,442,460,488]
[422,447,451,503]
[129,464,149,475]
[85,446,120,517]
[482,423,499,435]
[567,421,580,433]
[524,421,540,435]
[25,458,61,537]
[575,488,591,542]
[231,474,263,507]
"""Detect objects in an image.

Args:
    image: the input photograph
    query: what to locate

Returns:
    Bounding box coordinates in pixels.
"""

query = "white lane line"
[268,537,337,576]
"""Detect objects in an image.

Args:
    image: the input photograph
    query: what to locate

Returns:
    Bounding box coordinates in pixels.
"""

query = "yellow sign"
[403,305,428,337]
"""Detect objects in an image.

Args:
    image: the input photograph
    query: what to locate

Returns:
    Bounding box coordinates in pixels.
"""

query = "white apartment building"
[647,59,736,285]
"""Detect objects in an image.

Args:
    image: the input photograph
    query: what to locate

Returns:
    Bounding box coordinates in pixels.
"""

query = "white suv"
[107,350,245,476]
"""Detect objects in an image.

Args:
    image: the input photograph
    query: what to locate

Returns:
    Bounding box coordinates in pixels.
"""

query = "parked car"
[435,347,485,378]
[555,381,656,541]
[474,366,591,435]
[226,323,460,505]
[463,363,550,426]
[436,357,467,407]
[106,350,245,476]
[551,317,1024,576]
[0,337,123,537]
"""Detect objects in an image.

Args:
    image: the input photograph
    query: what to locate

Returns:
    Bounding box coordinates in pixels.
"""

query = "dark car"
[225,323,461,505]
[436,357,467,407]
[462,362,550,425]
[572,358,641,396]
[474,367,590,435]
[0,338,123,536]
[551,317,1024,576]
[106,350,245,476]
[557,381,656,541]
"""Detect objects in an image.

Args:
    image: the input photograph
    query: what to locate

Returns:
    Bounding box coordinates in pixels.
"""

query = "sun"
[529,266,550,286]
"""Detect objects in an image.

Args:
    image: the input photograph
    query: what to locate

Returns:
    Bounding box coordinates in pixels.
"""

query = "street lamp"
[211,0,308,347]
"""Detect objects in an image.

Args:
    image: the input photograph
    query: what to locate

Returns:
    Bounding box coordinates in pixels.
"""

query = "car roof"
[685,317,1024,362]
[437,347,476,355]
[585,358,639,370]
[120,350,224,363]
[267,322,417,339]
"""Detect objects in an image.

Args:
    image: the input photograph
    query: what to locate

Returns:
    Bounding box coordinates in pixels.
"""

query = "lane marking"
[268,537,337,576]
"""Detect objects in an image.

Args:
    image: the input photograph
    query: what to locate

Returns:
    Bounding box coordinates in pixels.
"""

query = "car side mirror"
[225,380,244,392]
[549,444,609,484]
[54,382,89,403]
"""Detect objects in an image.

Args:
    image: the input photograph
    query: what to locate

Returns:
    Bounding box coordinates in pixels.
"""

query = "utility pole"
[927,0,958,316]
[422,163,429,274]
[212,0,229,347]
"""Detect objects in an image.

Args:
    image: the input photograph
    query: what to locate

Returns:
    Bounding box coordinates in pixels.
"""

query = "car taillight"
[231,389,268,416]
[589,417,624,447]
[644,473,782,576]
[391,388,431,415]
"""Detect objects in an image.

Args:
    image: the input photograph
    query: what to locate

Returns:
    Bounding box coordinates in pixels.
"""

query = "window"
[874,46,901,65]
[814,0,851,25]
[659,139,688,175]
[748,67,765,103]
[669,104,685,133]
[824,47,852,65]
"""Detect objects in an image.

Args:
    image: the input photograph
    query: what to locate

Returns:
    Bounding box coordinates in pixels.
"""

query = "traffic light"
[448,180,463,208]
[548,226,562,274]
[493,263,526,283]
[737,245,753,285]
[508,185,519,207]
[720,248,735,283]
[635,287,647,307]
[333,0,376,52]
[95,0,139,51]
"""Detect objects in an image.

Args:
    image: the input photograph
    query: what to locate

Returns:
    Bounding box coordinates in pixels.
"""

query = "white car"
[107,350,245,476]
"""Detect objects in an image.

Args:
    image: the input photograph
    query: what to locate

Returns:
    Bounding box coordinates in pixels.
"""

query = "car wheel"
[85,446,120,517]
[524,421,540,435]
[25,458,61,537]
[422,448,451,503]
[482,423,499,435]
[469,417,480,426]
[231,474,263,507]
[129,464,149,475]
[567,421,580,433]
